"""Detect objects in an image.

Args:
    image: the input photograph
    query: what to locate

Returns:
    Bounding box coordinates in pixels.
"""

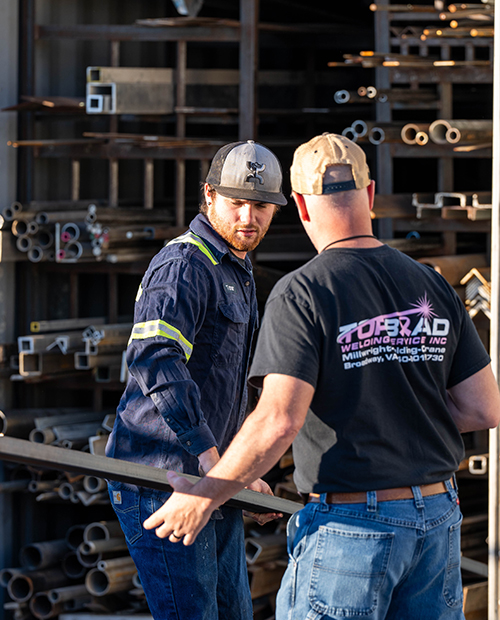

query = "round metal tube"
[60,222,80,242]
[429,119,454,144]
[415,131,429,146]
[80,537,127,555]
[11,220,30,237]
[34,229,54,250]
[341,126,357,141]
[2,201,22,222]
[333,89,350,104]
[16,236,32,252]
[29,428,56,444]
[7,568,69,603]
[351,119,369,137]
[85,565,136,596]
[61,552,86,579]
[29,593,64,619]
[83,475,107,494]
[65,524,86,551]
[27,221,39,235]
[20,539,68,570]
[76,544,100,568]
[366,85,377,98]
[84,521,123,543]
[48,584,89,604]
[0,568,22,588]
[368,127,385,144]
[27,246,45,263]
[401,123,420,145]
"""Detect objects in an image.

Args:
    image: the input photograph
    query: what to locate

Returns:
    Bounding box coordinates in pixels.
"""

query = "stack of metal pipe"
[14,317,131,383]
[0,406,116,504]
[342,118,491,148]
[0,521,147,620]
[342,120,431,145]
[335,86,437,105]
[0,201,186,264]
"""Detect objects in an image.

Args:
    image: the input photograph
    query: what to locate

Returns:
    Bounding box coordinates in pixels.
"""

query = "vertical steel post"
[176,40,187,226]
[239,0,258,141]
[489,3,500,618]
[374,8,393,239]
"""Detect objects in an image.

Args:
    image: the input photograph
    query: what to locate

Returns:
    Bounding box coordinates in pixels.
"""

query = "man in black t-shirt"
[141,133,500,620]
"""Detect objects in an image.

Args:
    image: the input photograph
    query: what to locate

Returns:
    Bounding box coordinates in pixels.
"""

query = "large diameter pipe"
[29,593,65,620]
[61,552,87,579]
[0,408,87,439]
[401,123,430,145]
[7,568,71,603]
[20,539,69,570]
[445,120,493,144]
[83,520,123,542]
[429,119,454,144]
[85,564,136,596]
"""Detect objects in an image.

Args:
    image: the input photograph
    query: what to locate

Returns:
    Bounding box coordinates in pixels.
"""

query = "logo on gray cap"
[246,161,266,185]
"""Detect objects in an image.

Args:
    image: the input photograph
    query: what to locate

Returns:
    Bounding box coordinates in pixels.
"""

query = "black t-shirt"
[248,244,490,494]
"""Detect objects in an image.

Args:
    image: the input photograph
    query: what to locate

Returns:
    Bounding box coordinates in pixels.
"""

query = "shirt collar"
[189,213,253,273]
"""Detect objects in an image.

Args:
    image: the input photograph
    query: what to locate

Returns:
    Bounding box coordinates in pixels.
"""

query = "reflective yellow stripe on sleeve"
[166,232,219,266]
[128,319,193,361]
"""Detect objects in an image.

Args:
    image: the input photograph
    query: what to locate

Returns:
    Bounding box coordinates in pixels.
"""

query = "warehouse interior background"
[0,0,497,618]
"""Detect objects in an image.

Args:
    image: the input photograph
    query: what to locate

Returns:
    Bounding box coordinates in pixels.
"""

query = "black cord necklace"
[321,234,378,253]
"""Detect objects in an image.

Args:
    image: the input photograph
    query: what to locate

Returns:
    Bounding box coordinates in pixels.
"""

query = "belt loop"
[367,490,377,512]
[446,476,458,502]
[319,493,329,505]
[412,485,424,509]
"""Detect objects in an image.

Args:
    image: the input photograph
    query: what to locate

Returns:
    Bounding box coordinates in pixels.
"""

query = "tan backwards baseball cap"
[206,140,287,206]
[290,133,371,195]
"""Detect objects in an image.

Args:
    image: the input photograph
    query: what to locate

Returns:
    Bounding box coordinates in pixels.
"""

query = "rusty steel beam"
[0,437,302,516]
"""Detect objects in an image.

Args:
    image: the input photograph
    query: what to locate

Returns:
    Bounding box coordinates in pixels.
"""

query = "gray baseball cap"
[206,140,287,206]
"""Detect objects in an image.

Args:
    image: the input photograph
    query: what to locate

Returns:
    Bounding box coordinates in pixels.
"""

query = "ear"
[203,183,212,205]
[292,191,310,223]
[367,180,376,211]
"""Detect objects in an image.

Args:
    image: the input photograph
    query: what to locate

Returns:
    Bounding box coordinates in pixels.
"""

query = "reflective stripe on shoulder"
[136,283,143,302]
[128,319,193,361]
[166,232,219,265]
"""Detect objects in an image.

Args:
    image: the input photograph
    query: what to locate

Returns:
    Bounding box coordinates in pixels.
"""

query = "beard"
[207,205,272,253]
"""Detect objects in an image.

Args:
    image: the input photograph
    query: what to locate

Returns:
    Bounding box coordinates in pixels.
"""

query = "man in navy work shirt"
[105,140,287,620]
[142,133,500,620]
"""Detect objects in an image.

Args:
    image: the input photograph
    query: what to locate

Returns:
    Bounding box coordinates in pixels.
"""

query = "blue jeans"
[277,480,464,620]
[109,487,252,620]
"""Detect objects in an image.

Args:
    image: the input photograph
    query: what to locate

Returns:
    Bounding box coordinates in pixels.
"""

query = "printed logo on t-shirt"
[336,294,450,370]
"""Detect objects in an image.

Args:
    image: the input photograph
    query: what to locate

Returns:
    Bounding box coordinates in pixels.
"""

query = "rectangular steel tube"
[0,436,302,516]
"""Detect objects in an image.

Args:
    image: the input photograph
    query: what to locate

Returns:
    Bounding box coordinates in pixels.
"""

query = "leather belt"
[306,479,453,505]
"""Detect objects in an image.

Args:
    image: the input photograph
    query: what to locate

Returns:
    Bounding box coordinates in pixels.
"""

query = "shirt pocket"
[211,302,249,368]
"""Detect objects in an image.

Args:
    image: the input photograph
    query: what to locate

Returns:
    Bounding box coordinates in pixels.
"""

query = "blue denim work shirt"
[105,214,259,492]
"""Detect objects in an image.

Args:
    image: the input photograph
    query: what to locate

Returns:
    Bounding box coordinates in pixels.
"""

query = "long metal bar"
[489,1,500,617]
[0,437,302,516]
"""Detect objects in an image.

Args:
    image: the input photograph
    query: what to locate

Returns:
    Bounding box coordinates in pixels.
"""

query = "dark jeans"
[109,486,253,620]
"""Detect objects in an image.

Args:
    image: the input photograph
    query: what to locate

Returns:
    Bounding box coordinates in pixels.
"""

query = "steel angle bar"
[30,317,107,334]
[0,437,302,516]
